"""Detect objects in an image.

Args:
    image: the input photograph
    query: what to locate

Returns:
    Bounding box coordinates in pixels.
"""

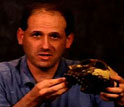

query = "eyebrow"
[30,30,61,35]
[31,31,43,34]
[49,32,60,35]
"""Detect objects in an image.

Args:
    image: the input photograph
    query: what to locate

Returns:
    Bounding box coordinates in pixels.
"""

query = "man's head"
[17,2,74,70]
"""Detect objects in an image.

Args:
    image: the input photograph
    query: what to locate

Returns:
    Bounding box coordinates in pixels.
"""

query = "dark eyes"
[32,32,42,37]
[31,31,61,39]
[49,32,61,39]
[81,59,107,70]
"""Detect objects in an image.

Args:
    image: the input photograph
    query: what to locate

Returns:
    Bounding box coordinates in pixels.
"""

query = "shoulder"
[0,56,25,78]
[62,57,80,66]
[0,57,23,70]
[0,56,26,90]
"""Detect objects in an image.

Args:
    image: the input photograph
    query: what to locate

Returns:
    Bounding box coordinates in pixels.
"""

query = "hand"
[31,77,68,102]
[100,70,124,106]
[14,77,68,107]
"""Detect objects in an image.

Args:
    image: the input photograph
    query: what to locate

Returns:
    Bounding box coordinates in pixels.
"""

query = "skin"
[100,70,124,106]
[14,10,73,107]
[18,10,73,72]
[17,10,73,81]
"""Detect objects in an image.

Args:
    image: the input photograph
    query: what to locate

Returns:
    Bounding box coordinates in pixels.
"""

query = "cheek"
[22,38,37,54]
[54,41,66,53]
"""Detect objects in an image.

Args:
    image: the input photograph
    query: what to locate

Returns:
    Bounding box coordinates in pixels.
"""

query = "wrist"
[13,91,43,107]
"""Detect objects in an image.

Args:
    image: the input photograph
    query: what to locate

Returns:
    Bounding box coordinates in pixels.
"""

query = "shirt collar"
[19,56,69,85]
[53,58,69,78]
[19,56,36,86]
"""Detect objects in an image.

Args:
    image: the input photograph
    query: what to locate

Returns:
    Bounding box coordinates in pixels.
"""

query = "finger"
[50,87,68,97]
[48,77,67,87]
[100,93,110,101]
[100,92,119,99]
[39,82,68,101]
[44,81,68,94]
[50,81,68,90]
[106,87,123,94]
[111,76,124,90]
[110,73,124,84]
[38,77,66,88]
[46,86,69,101]
[39,81,68,95]
[109,67,118,77]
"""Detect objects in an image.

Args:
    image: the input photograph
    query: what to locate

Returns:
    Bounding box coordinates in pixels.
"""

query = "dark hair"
[20,1,75,36]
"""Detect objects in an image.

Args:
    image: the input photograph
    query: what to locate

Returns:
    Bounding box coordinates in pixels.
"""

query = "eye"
[81,59,91,65]
[94,62,107,70]
[32,31,43,37]
[49,32,61,39]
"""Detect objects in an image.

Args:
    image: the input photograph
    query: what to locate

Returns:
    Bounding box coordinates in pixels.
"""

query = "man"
[0,2,123,107]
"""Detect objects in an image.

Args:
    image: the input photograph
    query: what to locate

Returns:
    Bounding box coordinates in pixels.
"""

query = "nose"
[42,36,50,49]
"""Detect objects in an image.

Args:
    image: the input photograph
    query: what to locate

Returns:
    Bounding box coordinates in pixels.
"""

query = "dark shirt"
[0,56,114,107]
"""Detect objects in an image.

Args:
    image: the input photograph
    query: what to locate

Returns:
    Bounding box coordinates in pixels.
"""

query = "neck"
[27,61,59,82]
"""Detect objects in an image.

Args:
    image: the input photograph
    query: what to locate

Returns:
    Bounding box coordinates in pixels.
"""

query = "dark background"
[0,0,123,77]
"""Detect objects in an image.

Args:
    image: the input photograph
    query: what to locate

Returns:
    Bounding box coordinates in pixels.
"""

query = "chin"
[32,55,60,69]
[36,61,56,69]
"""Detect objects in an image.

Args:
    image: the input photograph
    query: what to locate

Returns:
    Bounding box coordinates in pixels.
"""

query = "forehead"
[27,10,67,31]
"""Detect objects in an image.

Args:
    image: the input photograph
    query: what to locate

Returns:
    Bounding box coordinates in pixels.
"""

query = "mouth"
[38,53,52,60]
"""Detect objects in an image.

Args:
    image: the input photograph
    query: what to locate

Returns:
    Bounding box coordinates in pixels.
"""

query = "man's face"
[17,10,73,69]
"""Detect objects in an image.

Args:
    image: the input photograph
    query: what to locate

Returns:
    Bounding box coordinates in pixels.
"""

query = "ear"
[65,33,74,48]
[17,28,24,45]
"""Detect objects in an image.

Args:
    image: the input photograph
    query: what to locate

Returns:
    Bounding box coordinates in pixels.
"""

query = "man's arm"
[13,77,68,107]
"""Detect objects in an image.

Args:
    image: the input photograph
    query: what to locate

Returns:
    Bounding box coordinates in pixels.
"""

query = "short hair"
[19,1,75,36]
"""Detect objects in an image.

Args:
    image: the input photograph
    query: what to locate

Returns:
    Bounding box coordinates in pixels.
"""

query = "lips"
[38,53,52,60]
